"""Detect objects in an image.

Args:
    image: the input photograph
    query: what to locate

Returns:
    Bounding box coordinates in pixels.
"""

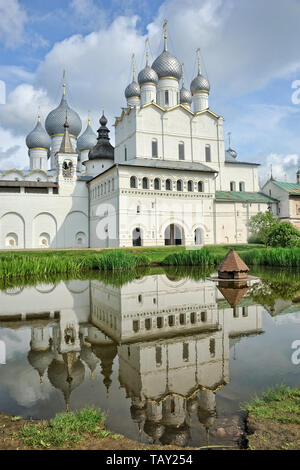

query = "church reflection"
[0,274,264,446]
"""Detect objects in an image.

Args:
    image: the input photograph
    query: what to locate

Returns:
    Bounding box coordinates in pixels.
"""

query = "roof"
[225,160,260,166]
[217,284,249,308]
[216,191,278,203]
[0,180,58,188]
[218,249,249,273]
[270,181,300,195]
[117,159,217,174]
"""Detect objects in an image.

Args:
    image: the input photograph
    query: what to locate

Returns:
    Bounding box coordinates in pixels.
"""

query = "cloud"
[0,0,27,49]
[1,0,300,178]
[260,153,299,186]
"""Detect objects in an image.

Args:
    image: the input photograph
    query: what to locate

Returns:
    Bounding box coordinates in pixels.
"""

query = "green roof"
[272,181,300,195]
[215,191,278,203]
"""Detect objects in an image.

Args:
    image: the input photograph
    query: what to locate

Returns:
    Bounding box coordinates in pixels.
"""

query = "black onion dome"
[88,112,114,161]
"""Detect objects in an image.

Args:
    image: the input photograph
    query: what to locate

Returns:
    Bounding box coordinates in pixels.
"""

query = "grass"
[0,250,150,279]
[241,247,300,267]
[20,407,106,449]
[243,385,300,425]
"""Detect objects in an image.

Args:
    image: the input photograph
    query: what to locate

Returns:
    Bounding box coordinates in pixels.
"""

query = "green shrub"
[266,222,300,248]
[248,212,279,246]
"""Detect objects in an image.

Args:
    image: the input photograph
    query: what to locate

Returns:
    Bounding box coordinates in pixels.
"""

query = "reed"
[240,247,300,267]
[0,251,150,279]
[162,247,224,267]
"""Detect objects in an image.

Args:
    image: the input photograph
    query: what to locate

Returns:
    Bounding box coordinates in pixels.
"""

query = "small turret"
[26,113,51,171]
[125,54,140,108]
[190,48,210,113]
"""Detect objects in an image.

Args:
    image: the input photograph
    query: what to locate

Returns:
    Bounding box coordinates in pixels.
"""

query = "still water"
[0,268,299,448]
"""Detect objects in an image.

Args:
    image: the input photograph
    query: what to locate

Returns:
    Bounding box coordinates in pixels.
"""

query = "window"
[165,90,169,106]
[190,312,196,324]
[130,176,137,188]
[188,180,193,192]
[183,343,189,362]
[152,139,158,158]
[205,144,211,162]
[198,181,204,193]
[137,205,141,214]
[125,147,127,161]
[177,180,183,191]
[230,182,236,192]
[142,177,149,189]
[239,182,245,192]
[157,317,163,328]
[154,178,160,190]
[166,179,172,191]
[178,142,185,160]
[201,311,207,322]
[156,346,162,366]
[145,319,151,330]
[133,320,139,332]
[179,313,185,325]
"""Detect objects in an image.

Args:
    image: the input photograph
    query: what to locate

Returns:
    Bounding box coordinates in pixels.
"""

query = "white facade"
[0,27,277,250]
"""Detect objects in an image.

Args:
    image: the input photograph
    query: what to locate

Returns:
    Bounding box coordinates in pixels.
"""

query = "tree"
[248,212,279,246]
[266,222,300,248]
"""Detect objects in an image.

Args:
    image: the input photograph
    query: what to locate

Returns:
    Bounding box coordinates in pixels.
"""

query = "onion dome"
[144,421,165,442]
[227,148,238,159]
[27,349,53,384]
[160,425,190,446]
[26,115,51,150]
[190,48,210,94]
[47,352,85,411]
[225,133,238,161]
[125,80,140,99]
[92,342,117,394]
[88,112,114,161]
[190,74,210,94]
[45,86,82,137]
[152,20,182,81]
[180,86,192,105]
[138,65,158,86]
[138,38,158,86]
[77,119,97,152]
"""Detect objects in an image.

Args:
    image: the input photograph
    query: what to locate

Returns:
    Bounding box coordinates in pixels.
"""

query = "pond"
[0,267,299,448]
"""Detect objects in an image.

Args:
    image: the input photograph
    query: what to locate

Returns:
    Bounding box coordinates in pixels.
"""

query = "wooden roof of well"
[218,249,249,273]
[218,285,249,308]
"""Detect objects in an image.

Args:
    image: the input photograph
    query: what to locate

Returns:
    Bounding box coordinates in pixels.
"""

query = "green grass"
[0,250,150,279]
[240,247,300,267]
[20,407,106,449]
[243,386,300,425]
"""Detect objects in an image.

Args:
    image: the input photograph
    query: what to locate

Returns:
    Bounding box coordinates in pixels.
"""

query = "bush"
[248,212,279,246]
[266,222,300,248]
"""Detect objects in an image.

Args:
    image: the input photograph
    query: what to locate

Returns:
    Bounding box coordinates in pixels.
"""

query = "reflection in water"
[0,272,299,447]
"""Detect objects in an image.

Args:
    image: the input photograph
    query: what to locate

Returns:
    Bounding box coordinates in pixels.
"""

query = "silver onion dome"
[190,73,210,94]
[138,65,158,86]
[45,95,82,137]
[125,80,140,99]
[26,119,51,150]
[77,122,97,152]
[180,86,192,105]
[152,50,182,80]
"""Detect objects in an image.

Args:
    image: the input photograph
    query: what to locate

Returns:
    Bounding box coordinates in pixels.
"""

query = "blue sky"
[0,0,300,184]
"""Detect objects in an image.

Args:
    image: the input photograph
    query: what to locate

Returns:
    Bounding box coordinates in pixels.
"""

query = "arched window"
[142,177,149,189]
[205,144,211,162]
[177,180,183,191]
[130,176,137,188]
[239,181,245,192]
[166,179,172,191]
[154,178,160,190]
[198,181,204,192]
[230,181,236,192]
[152,139,158,158]
[165,90,169,106]
[178,142,185,160]
[188,180,193,192]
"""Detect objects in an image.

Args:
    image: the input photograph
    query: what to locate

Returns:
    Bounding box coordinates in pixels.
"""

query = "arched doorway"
[132,227,142,247]
[194,228,204,246]
[164,224,185,246]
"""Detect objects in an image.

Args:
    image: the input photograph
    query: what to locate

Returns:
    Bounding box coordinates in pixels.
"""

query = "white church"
[0,22,277,250]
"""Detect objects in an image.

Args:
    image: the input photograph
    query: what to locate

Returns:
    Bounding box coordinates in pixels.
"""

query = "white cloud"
[0,128,28,170]
[260,153,299,186]
[0,0,27,49]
